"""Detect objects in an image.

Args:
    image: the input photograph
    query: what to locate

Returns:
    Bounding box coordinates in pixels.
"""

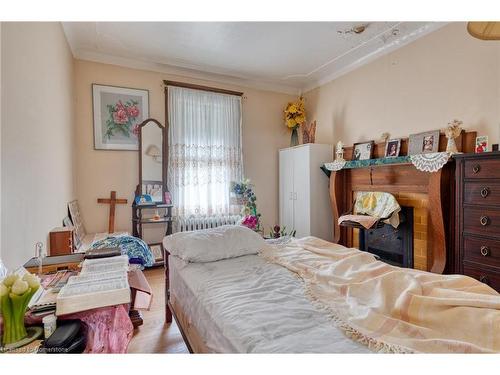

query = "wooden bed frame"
[164,251,195,353]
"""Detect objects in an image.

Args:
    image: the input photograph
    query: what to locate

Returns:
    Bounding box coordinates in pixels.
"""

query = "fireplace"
[358,206,414,268]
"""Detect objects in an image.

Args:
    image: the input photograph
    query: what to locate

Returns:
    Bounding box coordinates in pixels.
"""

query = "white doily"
[409,152,451,172]
[324,160,347,171]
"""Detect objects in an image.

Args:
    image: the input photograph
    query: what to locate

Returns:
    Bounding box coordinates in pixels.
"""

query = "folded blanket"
[354,191,401,228]
[260,237,500,353]
[91,236,154,269]
[338,214,379,229]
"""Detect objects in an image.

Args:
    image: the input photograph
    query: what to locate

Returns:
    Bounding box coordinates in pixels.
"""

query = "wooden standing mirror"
[136,118,167,202]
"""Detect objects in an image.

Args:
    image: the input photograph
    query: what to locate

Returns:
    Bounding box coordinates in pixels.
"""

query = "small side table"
[132,202,173,266]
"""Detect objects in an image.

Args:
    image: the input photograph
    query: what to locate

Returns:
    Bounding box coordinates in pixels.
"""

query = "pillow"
[163,225,267,263]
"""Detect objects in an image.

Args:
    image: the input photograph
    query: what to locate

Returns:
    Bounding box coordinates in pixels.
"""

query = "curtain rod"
[163,80,243,97]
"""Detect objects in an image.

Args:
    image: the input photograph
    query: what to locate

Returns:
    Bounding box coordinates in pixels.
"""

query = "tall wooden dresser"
[454,152,500,292]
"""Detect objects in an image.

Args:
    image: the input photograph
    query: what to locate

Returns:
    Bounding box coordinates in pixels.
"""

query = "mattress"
[169,253,371,353]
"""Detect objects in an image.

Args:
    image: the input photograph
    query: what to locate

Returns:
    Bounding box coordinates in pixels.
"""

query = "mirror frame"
[136,118,167,203]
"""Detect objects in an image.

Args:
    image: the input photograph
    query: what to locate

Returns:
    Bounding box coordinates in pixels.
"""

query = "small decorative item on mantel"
[284,97,306,147]
[336,141,345,161]
[380,132,390,143]
[445,119,463,154]
[302,120,316,144]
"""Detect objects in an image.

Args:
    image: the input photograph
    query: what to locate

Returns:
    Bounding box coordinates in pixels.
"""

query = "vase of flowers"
[284,97,306,147]
[231,180,262,233]
[1,273,40,346]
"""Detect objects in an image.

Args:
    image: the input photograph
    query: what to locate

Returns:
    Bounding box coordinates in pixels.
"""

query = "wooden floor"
[127,267,189,353]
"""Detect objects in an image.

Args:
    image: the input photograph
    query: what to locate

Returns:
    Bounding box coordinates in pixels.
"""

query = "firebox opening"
[358,206,414,268]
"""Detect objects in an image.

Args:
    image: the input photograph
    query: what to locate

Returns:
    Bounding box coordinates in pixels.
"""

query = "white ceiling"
[62,22,445,94]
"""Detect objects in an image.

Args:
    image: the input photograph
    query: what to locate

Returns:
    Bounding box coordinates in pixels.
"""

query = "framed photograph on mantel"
[408,130,440,155]
[92,84,149,151]
[352,141,374,161]
[385,138,401,158]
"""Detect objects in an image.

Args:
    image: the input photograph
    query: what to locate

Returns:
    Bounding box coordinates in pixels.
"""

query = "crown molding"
[300,22,448,93]
[67,22,447,97]
[73,49,301,96]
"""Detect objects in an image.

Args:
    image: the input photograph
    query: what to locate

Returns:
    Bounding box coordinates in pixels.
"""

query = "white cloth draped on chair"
[167,86,243,221]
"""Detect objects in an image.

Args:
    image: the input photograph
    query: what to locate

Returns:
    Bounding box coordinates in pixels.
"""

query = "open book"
[56,255,131,315]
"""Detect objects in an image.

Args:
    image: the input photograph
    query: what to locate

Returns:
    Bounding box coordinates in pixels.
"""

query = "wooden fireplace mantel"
[329,163,452,273]
[329,130,476,274]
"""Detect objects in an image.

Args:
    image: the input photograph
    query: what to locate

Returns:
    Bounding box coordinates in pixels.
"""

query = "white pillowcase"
[163,225,267,263]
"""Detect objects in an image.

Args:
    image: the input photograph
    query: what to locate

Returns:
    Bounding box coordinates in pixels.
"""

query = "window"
[167,85,243,221]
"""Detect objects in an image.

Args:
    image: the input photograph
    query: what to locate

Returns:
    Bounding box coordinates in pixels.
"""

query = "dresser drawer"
[463,207,500,237]
[465,158,500,179]
[463,264,500,292]
[464,182,500,206]
[463,236,500,269]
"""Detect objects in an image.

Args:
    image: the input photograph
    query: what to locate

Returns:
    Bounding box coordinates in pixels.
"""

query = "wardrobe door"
[292,146,311,238]
[279,148,295,231]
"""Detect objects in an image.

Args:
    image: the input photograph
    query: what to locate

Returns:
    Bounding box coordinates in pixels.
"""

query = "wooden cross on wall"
[97,191,128,233]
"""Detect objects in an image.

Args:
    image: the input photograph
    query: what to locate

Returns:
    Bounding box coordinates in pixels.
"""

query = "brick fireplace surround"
[352,193,429,271]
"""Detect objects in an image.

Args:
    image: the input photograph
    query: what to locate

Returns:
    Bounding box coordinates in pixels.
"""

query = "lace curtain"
[167,86,243,220]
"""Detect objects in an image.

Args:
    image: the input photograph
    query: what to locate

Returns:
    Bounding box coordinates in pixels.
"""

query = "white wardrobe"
[279,143,333,241]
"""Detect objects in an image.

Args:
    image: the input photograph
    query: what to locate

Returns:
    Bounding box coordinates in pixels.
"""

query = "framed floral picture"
[92,84,149,150]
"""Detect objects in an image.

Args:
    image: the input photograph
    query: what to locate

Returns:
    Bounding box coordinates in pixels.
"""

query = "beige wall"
[303,23,500,147]
[1,22,76,269]
[0,22,3,263]
[74,60,295,236]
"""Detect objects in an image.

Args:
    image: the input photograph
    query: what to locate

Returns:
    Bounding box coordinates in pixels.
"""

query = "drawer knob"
[480,187,490,198]
[472,164,481,174]
[479,275,489,285]
[480,216,490,226]
[480,246,490,257]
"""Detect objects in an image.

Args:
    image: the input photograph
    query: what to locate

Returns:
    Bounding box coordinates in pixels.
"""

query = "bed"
[163,226,500,354]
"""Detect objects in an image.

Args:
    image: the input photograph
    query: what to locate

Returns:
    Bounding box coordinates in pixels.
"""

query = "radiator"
[174,215,242,232]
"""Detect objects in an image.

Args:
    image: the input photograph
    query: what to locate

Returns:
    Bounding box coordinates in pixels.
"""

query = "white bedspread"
[169,254,371,353]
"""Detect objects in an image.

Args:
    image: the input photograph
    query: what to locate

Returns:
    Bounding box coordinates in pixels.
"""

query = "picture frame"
[384,138,401,158]
[67,200,84,251]
[352,141,374,161]
[408,130,440,155]
[475,136,489,153]
[149,243,164,266]
[62,216,73,228]
[92,84,149,151]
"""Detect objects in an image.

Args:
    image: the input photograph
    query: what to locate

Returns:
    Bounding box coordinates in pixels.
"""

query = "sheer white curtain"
[167,86,243,221]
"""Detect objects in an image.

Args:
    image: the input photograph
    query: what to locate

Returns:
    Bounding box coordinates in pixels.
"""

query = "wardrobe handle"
[480,187,490,198]
[480,216,490,226]
[472,165,481,174]
[293,192,297,200]
[480,246,490,257]
[289,192,293,200]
